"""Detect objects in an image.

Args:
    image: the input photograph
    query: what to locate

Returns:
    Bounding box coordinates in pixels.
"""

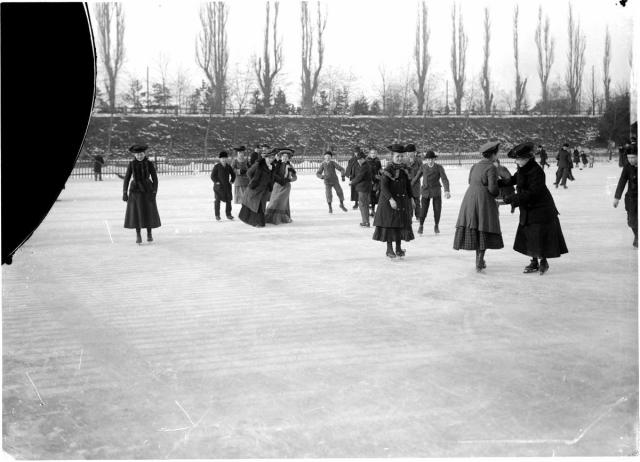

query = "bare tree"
[603,26,611,109]
[94,3,125,112]
[173,67,192,114]
[255,1,282,114]
[229,62,254,115]
[565,3,586,114]
[300,1,327,115]
[480,8,493,114]
[413,1,430,115]
[378,65,389,114]
[535,6,555,114]
[589,65,598,115]
[513,5,527,114]
[155,53,171,113]
[195,2,229,115]
[450,3,467,115]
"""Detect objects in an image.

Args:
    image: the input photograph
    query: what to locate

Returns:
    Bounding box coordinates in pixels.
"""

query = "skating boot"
[396,249,406,257]
[215,215,221,221]
[226,214,234,220]
[328,203,333,214]
[417,225,424,234]
[136,233,142,245]
[539,258,549,275]
[352,203,358,210]
[523,258,539,273]
[434,224,440,234]
[339,202,348,212]
[147,230,153,242]
[386,249,397,259]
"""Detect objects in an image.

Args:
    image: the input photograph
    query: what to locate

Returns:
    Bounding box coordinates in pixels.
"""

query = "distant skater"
[122,144,161,244]
[316,151,348,213]
[372,144,415,259]
[580,151,588,169]
[554,143,572,189]
[210,151,236,221]
[501,142,568,275]
[412,149,450,235]
[537,145,550,170]
[453,141,504,272]
[613,147,638,247]
[93,152,105,181]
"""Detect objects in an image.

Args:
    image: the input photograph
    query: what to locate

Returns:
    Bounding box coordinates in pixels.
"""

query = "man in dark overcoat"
[502,142,568,275]
[93,152,105,181]
[537,145,550,169]
[614,147,638,247]
[346,146,362,209]
[349,151,372,227]
[554,143,572,189]
[211,151,236,220]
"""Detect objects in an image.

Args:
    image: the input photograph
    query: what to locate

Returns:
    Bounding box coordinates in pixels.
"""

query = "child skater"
[316,151,348,213]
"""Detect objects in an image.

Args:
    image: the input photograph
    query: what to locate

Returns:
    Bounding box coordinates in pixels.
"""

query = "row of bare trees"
[94,2,624,117]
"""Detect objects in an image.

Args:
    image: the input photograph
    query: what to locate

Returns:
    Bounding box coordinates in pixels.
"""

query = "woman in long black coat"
[502,142,568,274]
[372,144,416,258]
[123,144,161,244]
[239,149,277,227]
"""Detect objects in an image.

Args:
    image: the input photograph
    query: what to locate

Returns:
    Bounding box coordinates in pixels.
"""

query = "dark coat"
[241,159,275,213]
[249,150,260,166]
[572,149,580,163]
[373,164,414,229]
[93,155,105,172]
[316,160,345,184]
[346,155,359,178]
[211,162,236,202]
[615,163,638,211]
[556,148,572,168]
[412,162,450,198]
[455,159,501,233]
[539,149,548,161]
[123,158,161,229]
[350,161,372,193]
[231,158,250,187]
[407,158,423,198]
[502,158,558,225]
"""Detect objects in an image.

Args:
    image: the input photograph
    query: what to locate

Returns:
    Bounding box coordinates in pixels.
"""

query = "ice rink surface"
[2,162,638,458]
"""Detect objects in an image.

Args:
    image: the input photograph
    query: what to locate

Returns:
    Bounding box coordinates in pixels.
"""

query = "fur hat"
[404,143,417,153]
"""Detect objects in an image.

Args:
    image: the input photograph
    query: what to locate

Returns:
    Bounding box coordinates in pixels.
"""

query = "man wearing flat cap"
[412,150,450,234]
[316,151,348,213]
[501,142,568,274]
[210,151,236,220]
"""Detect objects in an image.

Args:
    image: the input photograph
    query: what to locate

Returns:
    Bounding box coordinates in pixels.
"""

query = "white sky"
[94,0,636,109]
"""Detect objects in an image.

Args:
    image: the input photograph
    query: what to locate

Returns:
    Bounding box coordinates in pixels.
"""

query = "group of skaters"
[119,136,637,269]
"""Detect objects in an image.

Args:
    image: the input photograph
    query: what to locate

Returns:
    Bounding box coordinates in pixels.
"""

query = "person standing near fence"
[231,146,250,204]
[211,151,236,221]
[412,150,450,235]
[239,148,277,227]
[346,146,361,209]
[316,151,348,213]
[453,141,503,272]
[122,144,161,244]
[613,145,638,247]
[265,149,297,224]
[92,151,105,181]
[372,144,415,259]
[537,145,550,170]
[349,150,372,227]
[404,143,423,219]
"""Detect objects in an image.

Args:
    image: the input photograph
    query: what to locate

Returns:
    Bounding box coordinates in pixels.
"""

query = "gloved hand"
[122,192,128,202]
[341,176,346,182]
[503,194,513,205]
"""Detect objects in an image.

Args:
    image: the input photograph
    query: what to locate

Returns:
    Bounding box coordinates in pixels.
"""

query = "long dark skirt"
[513,217,568,258]
[453,227,503,250]
[124,192,161,229]
[239,203,266,227]
[372,226,414,242]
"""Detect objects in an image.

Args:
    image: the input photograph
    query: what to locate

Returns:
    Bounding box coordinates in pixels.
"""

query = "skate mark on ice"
[104,220,114,243]
[458,396,628,445]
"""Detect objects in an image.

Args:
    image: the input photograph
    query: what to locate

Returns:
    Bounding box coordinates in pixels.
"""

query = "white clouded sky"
[98,0,635,109]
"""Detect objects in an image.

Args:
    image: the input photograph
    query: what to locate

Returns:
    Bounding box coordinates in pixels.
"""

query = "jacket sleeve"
[334,161,346,175]
[614,167,629,200]
[439,165,450,192]
[210,164,217,182]
[247,161,259,179]
[248,166,262,189]
[229,165,236,183]
[289,166,298,183]
[510,168,545,207]
[316,164,324,179]
[149,161,158,193]
[486,165,499,197]
[351,164,367,186]
[380,171,392,199]
[123,162,132,193]
[411,167,423,186]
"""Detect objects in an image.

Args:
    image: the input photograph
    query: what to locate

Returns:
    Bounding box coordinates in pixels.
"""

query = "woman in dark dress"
[453,141,504,272]
[502,142,568,274]
[372,144,416,259]
[239,148,277,227]
[265,149,297,224]
[122,144,161,244]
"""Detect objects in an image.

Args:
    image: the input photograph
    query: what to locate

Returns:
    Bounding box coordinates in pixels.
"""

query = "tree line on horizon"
[94,1,629,118]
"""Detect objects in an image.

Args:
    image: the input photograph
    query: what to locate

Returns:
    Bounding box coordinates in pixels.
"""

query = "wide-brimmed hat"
[279,148,295,156]
[356,152,367,160]
[424,150,438,159]
[404,143,417,153]
[129,144,148,153]
[507,142,535,159]
[233,145,246,152]
[219,151,229,158]
[479,141,500,155]
[262,148,278,157]
[386,144,406,153]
